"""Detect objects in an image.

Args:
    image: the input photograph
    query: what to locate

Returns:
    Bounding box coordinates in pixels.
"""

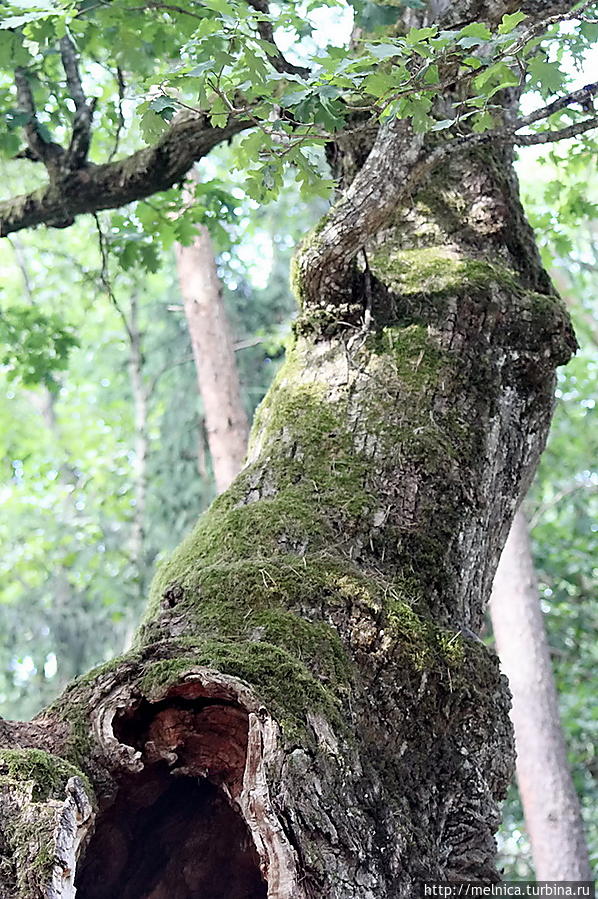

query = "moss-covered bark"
[0,54,578,899]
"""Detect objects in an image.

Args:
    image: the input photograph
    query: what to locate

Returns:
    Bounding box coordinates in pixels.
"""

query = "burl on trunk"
[0,119,575,899]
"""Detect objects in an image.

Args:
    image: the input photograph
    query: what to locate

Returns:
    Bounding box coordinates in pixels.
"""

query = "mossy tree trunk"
[0,26,577,899]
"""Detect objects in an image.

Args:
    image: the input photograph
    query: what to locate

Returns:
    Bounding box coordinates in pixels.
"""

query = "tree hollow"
[75,691,268,899]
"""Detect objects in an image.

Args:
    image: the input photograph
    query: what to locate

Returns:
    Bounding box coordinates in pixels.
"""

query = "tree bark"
[0,4,580,895]
[490,510,592,879]
[175,224,249,494]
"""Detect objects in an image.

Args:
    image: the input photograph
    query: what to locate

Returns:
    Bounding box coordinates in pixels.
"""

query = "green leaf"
[472,110,495,132]
[498,11,527,34]
[316,96,345,130]
[149,95,177,120]
[201,0,236,15]
[527,57,566,94]
[187,60,215,77]
[366,42,402,60]
[363,71,394,98]
[139,108,169,143]
[405,26,437,45]
[423,64,439,85]
[458,22,492,42]
[474,61,519,93]
[429,118,454,131]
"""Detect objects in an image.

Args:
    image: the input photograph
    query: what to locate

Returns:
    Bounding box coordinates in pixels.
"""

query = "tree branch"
[60,34,96,168]
[516,115,598,143]
[516,80,598,129]
[245,0,309,78]
[0,113,250,237]
[297,82,598,307]
[14,68,65,172]
[434,0,593,28]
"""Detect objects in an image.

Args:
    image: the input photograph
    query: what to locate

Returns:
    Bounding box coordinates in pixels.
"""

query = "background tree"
[491,510,591,879]
[0,0,596,895]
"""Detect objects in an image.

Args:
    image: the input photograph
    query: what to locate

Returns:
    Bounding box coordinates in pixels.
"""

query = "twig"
[6,236,35,303]
[233,335,265,350]
[516,115,598,144]
[93,212,134,342]
[108,67,126,163]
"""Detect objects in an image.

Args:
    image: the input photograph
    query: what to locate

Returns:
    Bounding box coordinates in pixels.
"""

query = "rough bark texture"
[490,511,592,879]
[176,224,249,494]
[0,1,580,895]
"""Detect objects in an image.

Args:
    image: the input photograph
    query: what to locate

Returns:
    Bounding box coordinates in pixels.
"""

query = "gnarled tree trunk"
[0,18,577,899]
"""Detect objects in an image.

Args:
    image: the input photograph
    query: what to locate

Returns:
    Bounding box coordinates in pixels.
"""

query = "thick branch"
[296,117,426,306]
[0,113,250,237]
[60,34,96,168]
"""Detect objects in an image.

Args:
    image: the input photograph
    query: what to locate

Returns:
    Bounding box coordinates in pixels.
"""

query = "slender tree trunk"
[0,8,579,897]
[127,291,150,598]
[490,510,591,879]
[175,223,249,493]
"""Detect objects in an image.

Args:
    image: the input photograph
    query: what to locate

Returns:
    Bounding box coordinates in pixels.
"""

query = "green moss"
[370,323,442,388]
[386,595,464,673]
[0,748,92,803]
[0,749,95,897]
[148,354,380,612]
[369,246,520,304]
[139,639,348,739]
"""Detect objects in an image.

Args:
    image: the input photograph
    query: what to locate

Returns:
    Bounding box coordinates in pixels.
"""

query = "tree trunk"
[175,223,249,494]
[127,291,150,601]
[490,510,591,879]
[0,43,578,899]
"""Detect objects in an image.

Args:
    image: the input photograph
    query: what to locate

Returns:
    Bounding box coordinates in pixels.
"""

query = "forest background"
[0,0,596,880]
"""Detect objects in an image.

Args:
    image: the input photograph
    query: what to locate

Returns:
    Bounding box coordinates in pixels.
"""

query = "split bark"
[490,510,592,879]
